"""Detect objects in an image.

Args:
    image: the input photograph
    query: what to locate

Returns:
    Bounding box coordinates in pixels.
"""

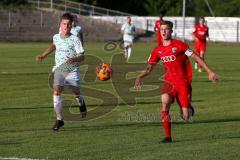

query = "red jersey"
[193,24,209,42]
[148,39,193,84]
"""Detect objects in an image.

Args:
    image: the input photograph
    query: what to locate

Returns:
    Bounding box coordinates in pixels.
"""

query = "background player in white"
[121,16,136,61]
[36,13,86,131]
[71,14,84,46]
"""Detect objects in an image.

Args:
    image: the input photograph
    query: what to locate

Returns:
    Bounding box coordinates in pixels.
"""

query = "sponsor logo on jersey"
[172,47,177,53]
[198,31,205,35]
[161,55,176,63]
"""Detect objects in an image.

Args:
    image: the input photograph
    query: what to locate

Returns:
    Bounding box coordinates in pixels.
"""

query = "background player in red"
[134,21,218,143]
[154,14,164,46]
[193,17,211,72]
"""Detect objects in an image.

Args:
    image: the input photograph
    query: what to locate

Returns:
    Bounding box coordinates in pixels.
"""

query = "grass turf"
[0,41,240,160]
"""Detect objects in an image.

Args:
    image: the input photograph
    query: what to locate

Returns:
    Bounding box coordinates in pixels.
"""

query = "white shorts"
[123,34,134,47]
[53,71,80,87]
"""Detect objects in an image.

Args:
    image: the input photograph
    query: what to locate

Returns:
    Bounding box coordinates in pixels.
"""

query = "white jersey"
[121,23,136,42]
[71,26,82,37]
[52,34,84,72]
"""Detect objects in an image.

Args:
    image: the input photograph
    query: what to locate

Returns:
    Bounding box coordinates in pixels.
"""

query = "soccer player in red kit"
[134,21,218,143]
[154,14,164,46]
[193,17,210,72]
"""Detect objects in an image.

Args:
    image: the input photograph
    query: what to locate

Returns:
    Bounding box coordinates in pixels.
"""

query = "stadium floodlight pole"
[8,11,11,28]
[204,0,215,17]
[204,0,226,41]
[51,0,53,10]
[37,0,40,9]
[182,0,186,41]
[65,0,67,11]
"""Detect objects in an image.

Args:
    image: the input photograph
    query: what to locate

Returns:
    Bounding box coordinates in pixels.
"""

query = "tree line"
[1,0,240,16]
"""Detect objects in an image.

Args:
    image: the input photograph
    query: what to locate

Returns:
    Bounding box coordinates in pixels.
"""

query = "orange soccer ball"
[96,63,112,81]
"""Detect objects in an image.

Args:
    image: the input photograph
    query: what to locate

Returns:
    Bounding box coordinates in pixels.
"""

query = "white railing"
[92,16,240,42]
[28,0,133,16]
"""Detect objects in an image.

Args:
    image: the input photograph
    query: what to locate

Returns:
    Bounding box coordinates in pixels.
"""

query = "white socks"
[124,47,132,61]
[127,47,132,60]
[53,95,63,120]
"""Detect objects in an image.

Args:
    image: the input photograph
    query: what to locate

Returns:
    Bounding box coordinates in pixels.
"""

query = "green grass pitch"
[0,41,240,160]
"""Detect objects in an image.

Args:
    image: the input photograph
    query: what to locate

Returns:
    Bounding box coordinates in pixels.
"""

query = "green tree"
[210,0,240,16]
[144,0,184,16]
[76,0,148,15]
[185,0,240,17]
[144,0,163,16]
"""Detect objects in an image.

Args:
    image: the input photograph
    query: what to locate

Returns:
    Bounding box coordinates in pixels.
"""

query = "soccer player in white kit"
[71,14,84,46]
[36,13,86,131]
[121,16,136,61]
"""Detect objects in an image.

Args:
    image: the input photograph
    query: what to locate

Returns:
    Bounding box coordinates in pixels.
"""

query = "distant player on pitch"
[154,14,164,46]
[71,14,84,46]
[135,21,218,143]
[36,13,87,131]
[121,16,136,61]
[193,17,210,72]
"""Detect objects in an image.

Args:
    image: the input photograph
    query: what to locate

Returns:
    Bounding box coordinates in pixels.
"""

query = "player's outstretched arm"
[36,43,55,62]
[191,53,218,82]
[134,64,155,89]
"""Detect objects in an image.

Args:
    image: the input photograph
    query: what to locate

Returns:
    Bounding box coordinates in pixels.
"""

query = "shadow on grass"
[192,118,240,124]
[1,117,240,135]
[62,117,240,132]
[173,134,240,143]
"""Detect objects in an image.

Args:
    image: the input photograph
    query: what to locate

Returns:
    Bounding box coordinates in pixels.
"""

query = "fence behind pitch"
[93,16,240,43]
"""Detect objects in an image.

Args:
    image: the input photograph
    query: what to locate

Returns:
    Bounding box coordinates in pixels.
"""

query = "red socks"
[161,111,171,138]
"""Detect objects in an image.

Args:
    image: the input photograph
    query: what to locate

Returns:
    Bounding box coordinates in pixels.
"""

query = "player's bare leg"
[160,94,173,143]
[198,51,205,72]
[52,86,64,131]
[71,86,87,118]
[194,53,199,70]
[177,101,194,119]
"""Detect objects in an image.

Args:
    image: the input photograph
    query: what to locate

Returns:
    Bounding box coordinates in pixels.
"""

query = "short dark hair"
[161,20,173,29]
[60,13,73,23]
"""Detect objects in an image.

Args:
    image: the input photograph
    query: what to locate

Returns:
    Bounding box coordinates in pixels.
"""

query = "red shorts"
[194,41,206,53]
[161,82,192,108]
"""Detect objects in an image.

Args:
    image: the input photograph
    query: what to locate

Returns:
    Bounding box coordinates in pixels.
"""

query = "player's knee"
[200,52,204,58]
[161,101,171,111]
[53,87,63,96]
[53,91,61,96]
[161,94,172,111]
